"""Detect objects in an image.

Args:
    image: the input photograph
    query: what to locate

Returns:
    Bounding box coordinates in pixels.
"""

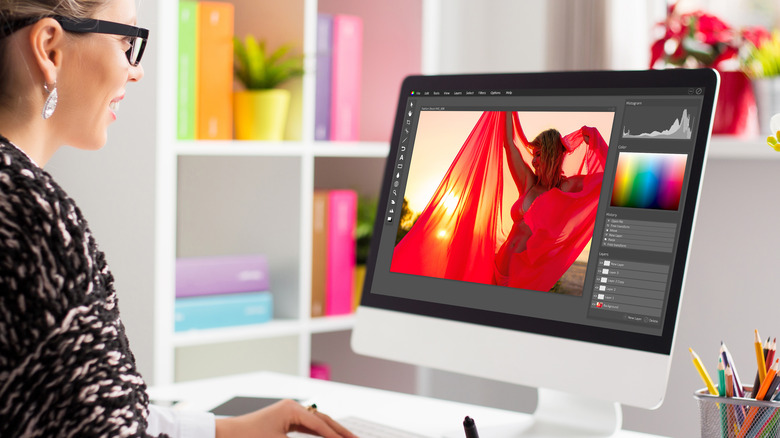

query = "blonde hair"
[0,0,109,102]
[530,128,566,190]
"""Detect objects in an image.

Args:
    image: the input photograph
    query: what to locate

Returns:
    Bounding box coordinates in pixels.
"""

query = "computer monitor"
[351,69,719,437]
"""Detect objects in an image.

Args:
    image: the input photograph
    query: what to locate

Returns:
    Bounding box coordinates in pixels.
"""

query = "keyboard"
[288,416,432,438]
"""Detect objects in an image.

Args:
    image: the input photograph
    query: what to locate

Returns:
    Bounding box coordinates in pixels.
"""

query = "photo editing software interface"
[368,85,706,337]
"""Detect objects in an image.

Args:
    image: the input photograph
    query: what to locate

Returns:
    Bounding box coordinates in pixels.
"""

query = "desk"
[148,371,667,438]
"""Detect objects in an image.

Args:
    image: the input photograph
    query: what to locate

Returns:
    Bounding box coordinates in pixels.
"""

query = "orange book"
[197,2,234,139]
[311,191,329,317]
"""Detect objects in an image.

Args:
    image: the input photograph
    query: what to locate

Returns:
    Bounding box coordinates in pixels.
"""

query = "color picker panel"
[611,152,687,210]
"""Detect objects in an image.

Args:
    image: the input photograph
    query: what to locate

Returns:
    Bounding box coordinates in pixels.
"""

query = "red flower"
[741,26,772,48]
[650,2,747,70]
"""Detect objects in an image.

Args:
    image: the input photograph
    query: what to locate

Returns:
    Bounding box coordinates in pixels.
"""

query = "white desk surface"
[148,371,666,438]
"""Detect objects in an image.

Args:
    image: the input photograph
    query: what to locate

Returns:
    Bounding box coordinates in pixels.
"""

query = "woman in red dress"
[494,112,608,291]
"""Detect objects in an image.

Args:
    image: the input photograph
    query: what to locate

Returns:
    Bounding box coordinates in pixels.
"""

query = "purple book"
[176,254,269,298]
[314,13,333,141]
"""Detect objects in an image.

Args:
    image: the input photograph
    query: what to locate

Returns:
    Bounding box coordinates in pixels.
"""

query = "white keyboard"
[289,416,432,438]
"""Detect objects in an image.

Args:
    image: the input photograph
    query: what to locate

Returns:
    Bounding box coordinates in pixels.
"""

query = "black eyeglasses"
[0,16,148,66]
[54,17,148,66]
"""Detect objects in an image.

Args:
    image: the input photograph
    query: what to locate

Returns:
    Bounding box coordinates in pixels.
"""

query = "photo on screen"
[390,110,615,297]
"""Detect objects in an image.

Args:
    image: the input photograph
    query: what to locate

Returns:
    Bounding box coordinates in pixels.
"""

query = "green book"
[177,1,198,140]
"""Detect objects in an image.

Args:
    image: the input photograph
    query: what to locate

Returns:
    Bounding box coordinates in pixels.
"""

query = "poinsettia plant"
[650,2,769,70]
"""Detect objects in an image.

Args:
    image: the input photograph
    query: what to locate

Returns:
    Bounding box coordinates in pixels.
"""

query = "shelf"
[171,315,357,348]
[174,140,390,158]
[174,137,779,160]
[309,314,356,333]
[172,319,303,347]
[708,135,779,159]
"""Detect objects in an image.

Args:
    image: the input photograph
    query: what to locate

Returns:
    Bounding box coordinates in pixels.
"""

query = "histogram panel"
[622,105,698,140]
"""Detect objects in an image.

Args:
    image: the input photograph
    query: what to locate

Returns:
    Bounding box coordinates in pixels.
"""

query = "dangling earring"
[42,82,58,120]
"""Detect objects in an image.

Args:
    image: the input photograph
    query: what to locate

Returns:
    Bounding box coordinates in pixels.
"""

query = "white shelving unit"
[707,135,779,159]
[152,0,418,386]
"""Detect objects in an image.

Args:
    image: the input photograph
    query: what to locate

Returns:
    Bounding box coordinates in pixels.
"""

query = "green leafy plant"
[356,196,377,265]
[742,30,780,78]
[233,35,304,90]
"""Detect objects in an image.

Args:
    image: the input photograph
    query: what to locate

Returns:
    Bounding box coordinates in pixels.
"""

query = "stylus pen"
[463,416,479,438]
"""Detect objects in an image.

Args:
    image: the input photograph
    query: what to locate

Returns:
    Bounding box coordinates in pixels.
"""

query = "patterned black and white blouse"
[0,136,168,437]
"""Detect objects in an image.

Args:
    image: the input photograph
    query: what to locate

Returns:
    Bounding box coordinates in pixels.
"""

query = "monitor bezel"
[359,69,718,356]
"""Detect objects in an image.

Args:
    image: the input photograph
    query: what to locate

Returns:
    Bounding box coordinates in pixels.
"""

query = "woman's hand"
[214,399,357,438]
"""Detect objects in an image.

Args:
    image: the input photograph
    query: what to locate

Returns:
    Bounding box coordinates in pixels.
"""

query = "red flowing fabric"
[390,111,506,283]
[390,111,608,292]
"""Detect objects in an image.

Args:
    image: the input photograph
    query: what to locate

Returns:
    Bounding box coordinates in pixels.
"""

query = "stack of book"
[177,1,235,140]
[175,254,273,331]
[314,13,363,141]
[311,190,357,317]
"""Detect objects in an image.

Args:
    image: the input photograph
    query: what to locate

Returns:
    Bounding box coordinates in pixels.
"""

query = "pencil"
[766,338,777,371]
[738,361,780,438]
[764,372,780,401]
[757,331,768,381]
[726,364,734,398]
[717,358,729,437]
[722,342,746,398]
[753,330,767,397]
[756,359,778,401]
[725,365,738,438]
[691,348,719,395]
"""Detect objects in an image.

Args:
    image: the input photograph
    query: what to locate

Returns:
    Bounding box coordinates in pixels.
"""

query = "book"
[311,191,329,317]
[174,291,273,332]
[176,254,269,298]
[310,362,331,381]
[329,15,363,141]
[177,1,198,140]
[314,14,333,141]
[196,1,234,140]
[326,190,357,315]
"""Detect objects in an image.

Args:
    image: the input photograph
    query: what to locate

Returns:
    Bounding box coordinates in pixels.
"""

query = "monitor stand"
[444,388,622,438]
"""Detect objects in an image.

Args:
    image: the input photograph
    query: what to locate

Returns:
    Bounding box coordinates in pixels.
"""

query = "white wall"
[425,0,548,74]
[45,3,159,383]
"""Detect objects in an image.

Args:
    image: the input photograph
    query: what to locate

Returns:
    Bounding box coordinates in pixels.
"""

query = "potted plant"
[353,195,376,310]
[649,2,767,135]
[742,30,780,135]
[233,35,304,140]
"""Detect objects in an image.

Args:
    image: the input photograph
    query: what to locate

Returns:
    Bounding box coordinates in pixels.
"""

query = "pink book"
[326,190,357,315]
[329,15,363,141]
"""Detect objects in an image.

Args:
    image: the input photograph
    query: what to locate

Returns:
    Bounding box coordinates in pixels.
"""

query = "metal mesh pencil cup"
[695,388,780,438]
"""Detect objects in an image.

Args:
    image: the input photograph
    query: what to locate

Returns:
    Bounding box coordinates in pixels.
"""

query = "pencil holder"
[695,388,780,438]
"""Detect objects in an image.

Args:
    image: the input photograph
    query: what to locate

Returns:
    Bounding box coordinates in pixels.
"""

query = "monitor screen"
[352,69,718,432]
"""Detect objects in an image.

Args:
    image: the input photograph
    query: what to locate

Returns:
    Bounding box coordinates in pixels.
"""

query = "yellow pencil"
[690,347,719,395]
[755,330,767,383]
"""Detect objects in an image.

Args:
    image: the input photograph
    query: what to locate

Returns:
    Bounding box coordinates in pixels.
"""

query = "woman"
[0,1,355,437]
[494,111,607,291]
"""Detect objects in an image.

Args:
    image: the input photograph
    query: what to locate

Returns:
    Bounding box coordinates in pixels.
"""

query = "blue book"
[314,13,333,141]
[174,291,273,332]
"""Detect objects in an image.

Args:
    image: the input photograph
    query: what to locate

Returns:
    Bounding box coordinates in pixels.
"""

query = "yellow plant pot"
[353,264,367,311]
[233,89,290,140]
